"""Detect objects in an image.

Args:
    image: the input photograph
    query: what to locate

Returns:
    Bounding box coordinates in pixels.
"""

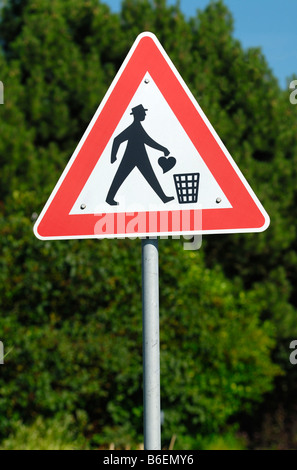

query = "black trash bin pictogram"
[173,173,200,204]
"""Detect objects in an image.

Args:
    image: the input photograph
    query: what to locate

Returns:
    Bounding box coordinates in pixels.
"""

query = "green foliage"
[199,430,247,450]
[0,196,280,446]
[0,0,296,449]
[0,414,89,450]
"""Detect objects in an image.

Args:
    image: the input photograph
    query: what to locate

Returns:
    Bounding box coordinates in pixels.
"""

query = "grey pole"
[142,237,161,450]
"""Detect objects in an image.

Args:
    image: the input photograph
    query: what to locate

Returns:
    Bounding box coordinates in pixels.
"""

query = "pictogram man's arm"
[111,128,129,163]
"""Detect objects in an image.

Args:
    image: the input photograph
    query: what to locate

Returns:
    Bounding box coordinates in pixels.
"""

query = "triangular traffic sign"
[34,32,270,240]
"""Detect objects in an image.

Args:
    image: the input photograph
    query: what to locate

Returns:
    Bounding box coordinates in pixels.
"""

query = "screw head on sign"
[216,197,222,204]
[144,78,150,84]
[80,204,86,210]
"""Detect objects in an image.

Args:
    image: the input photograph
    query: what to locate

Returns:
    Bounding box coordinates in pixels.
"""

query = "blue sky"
[105,0,297,89]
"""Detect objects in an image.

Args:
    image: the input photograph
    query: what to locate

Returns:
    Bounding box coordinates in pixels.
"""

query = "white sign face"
[33,32,269,240]
[70,72,231,216]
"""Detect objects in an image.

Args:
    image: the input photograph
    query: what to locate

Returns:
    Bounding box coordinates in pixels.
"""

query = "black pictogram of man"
[106,104,175,205]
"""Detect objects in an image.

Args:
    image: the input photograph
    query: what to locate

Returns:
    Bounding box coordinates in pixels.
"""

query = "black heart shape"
[158,156,176,174]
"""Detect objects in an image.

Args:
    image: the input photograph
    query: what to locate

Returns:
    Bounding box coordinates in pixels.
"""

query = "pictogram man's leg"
[137,159,174,203]
[106,160,135,205]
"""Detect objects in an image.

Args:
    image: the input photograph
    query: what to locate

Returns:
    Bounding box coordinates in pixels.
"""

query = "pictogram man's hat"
[130,104,148,115]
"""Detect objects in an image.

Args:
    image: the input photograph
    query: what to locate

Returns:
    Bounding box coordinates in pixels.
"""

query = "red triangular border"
[34,32,269,239]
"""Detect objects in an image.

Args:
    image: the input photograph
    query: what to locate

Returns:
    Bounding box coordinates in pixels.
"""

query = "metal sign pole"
[142,237,161,450]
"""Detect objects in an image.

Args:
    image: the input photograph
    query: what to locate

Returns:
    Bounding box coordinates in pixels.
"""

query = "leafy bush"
[0,414,89,450]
